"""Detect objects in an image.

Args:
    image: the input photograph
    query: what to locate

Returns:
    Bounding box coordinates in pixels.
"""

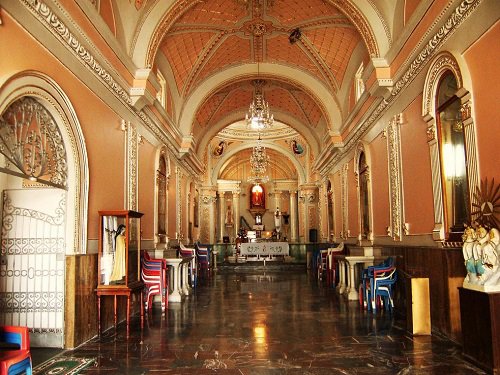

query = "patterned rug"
[33,356,96,375]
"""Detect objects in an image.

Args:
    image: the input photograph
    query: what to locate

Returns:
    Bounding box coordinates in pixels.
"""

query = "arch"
[195,113,321,161]
[210,142,306,186]
[179,64,342,137]
[0,71,89,254]
[354,142,373,243]
[422,51,463,119]
[130,0,177,67]
[154,146,169,246]
[325,0,391,56]
[422,51,479,241]
[133,0,390,68]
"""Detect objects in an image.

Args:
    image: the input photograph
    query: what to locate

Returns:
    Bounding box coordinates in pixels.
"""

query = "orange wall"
[392,0,450,75]
[464,21,500,181]
[333,171,342,238]
[168,167,177,238]
[138,141,157,240]
[369,135,390,236]
[0,12,125,242]
[404,0,422,25]
[401,96,435,234]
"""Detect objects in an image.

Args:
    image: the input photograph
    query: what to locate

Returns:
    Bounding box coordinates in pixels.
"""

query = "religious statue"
[462,224,500,291]
[274,207,281,239]
[110,224,126,283]
[462,224,478,284]
[225,205,233,226]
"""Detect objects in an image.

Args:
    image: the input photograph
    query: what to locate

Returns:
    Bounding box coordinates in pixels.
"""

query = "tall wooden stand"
[96,281,144,338]
[459,287,500,374]
[96,210,144,338]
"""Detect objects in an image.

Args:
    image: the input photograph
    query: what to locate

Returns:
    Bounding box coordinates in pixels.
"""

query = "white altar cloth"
[240,242,289,256]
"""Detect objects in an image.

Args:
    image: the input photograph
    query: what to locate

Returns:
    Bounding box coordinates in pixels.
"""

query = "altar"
[240,242,289,260]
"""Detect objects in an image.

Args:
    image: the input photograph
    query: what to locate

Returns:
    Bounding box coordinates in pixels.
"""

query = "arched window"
[355,62,365,102]
[437,72,469,237]
[327,180,335,241]
[422,51,479,242]
[358,152,370,240]
[250,184,265,208]
[156,70,166,109]
[157,152,167,240]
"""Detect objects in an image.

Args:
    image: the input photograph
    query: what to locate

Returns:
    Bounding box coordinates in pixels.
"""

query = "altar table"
[240,242,289,257]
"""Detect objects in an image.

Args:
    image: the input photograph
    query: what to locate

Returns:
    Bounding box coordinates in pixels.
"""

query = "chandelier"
[247,134,270,184]
[246,79,274,130]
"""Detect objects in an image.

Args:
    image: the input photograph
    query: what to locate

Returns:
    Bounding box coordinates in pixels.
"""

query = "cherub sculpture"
[463,224,500,290]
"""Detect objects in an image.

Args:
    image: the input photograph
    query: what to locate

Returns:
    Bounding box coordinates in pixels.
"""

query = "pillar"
[219,192,226,242]
[233,192,240,237]
[289,190,298,242]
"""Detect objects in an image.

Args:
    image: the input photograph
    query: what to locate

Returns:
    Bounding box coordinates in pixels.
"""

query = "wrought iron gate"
[0,189,66,347]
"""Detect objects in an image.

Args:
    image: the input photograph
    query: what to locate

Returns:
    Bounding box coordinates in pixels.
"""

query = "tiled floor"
[33,266,486,374]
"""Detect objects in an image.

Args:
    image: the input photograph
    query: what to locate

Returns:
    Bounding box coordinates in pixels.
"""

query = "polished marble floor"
[33,266,485,374]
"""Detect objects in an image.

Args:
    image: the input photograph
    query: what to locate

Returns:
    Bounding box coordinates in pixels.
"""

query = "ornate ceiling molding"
[325,0,379,57]
[19,0,202,176]
[322,0,482,174]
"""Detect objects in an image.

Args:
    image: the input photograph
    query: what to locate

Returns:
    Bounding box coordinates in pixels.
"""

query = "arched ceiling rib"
[121,0,393,173]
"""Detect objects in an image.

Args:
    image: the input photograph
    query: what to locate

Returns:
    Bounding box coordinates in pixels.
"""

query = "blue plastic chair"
[369,267,397,312]
[360,257,394,308]
[0,326,32,375]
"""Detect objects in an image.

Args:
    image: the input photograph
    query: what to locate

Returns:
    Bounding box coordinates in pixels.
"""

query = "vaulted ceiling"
[97,0,394,178]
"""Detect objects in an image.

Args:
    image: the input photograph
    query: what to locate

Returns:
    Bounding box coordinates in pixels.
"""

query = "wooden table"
[96,281,144,338]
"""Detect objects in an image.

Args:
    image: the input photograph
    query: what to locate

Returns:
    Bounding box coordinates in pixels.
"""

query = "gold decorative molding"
[20,0,198,176]
[422,52,463,119]
[387,114,404,241]
[323,0,482,174]
[125,120,138,211]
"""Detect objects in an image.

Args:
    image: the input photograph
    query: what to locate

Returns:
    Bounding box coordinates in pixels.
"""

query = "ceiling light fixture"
[246,77,274,131]
[247,133,270,184]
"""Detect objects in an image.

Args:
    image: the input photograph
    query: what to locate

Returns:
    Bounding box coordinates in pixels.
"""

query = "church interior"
[0,0,499,373]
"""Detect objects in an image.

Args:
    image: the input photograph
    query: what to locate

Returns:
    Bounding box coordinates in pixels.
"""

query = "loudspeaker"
[309,228,318,243]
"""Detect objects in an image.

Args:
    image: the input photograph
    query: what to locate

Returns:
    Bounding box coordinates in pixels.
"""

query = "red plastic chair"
[141,252,168,313]
[0,325,32,375]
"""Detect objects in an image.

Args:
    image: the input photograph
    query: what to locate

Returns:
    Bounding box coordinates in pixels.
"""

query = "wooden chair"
[0,325,32,375]
[141,252,168,313]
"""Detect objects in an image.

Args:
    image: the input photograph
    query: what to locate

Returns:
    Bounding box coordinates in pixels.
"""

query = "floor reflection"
[34,268,485,374]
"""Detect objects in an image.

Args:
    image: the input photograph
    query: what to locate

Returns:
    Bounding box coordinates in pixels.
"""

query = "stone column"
[274,191,282,211]
[233,192,240,238]
[219,192,226,242]
[289,190,298,242]
[200,188,217,244]
[299,185,319,242]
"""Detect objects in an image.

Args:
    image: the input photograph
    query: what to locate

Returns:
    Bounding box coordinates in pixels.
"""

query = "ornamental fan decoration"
[0,97,68,189]
[471,178,500,229]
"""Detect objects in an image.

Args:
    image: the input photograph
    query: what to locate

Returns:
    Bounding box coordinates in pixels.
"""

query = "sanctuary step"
[218,261,306,272]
